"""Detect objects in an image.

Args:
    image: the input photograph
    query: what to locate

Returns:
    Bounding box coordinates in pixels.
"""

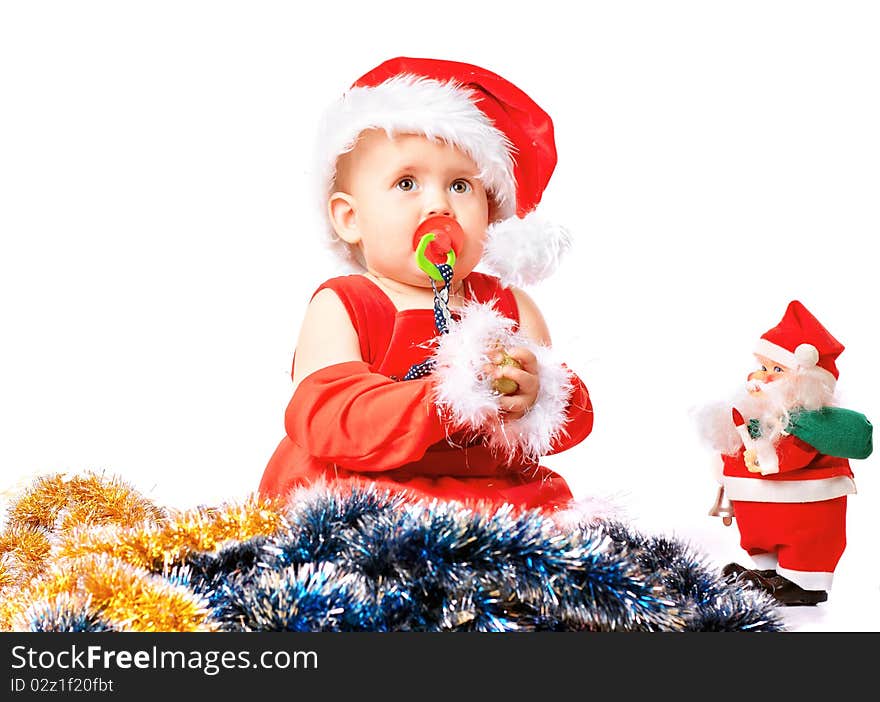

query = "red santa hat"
[754,300,844,386]
[316,56,571,286]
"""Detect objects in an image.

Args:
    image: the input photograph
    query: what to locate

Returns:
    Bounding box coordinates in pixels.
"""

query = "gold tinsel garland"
[0,524,51,583]
[7,553,213,632]
[0,471,287,632]
[7,471,167,531]
[55,494,287,570]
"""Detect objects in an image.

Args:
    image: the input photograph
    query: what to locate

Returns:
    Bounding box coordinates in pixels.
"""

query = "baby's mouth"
[412,216,464,264]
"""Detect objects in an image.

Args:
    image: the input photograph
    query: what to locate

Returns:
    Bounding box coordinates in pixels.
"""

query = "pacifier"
[412,216,464,282]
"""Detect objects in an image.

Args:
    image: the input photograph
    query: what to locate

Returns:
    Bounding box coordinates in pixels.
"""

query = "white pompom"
[794,343,819,367]
[480,210,572,288]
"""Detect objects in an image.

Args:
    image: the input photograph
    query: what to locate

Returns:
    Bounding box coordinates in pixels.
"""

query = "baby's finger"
[495,365,537,394]
[498,394,531,415]
[505,346,538,373]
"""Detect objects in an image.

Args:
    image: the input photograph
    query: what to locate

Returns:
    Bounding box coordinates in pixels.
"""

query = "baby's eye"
[760,365,767,371]
[773,366,783,373]
[450,179,472,194]
[396,178,416,192]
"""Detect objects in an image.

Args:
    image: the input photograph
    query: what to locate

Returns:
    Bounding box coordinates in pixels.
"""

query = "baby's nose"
[424,189,453,218]
[426,204,453,217]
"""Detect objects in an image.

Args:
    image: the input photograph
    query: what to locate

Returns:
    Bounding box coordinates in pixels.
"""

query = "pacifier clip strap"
[402,262,454,381]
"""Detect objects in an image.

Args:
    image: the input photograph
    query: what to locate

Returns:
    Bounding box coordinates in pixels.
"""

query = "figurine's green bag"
[788,407,873,460]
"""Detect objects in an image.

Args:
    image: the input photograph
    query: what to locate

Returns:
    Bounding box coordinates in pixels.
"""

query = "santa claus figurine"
[698,300,873,606]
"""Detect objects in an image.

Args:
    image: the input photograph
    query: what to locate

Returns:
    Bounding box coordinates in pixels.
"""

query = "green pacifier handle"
[414,232,456,282]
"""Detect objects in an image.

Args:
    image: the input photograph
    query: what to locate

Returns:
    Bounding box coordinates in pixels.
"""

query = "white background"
[1,1,878,631]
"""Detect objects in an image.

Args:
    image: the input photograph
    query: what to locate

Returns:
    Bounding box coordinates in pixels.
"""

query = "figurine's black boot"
[764,576,828,606]
[734,568,828,606]
[721,562,777,580]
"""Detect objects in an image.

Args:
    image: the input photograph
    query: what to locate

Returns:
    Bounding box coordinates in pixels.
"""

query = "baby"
[259,57,594,512]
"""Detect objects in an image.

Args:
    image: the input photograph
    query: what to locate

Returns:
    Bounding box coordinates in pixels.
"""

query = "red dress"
[259,272,593,511]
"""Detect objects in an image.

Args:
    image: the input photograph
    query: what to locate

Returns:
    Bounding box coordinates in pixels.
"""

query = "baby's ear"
[328,191,360,244]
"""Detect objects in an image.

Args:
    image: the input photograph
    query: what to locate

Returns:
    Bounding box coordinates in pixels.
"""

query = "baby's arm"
[433,285,592,463]
[290,288,363,397]
[489,287,551,420]
[510,286,552,345]
[508,286,593,454]
[284,289,449,472]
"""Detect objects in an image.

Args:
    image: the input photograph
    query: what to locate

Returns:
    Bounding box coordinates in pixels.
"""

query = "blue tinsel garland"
[20,484,784,632]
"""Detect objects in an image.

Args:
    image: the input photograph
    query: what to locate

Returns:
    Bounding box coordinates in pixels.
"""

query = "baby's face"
[330,130,491,287]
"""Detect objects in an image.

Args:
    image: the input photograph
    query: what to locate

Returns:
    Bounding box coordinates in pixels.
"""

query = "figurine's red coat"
[721,434,855,502]
[722,435,856,588]
[259,273,593,511]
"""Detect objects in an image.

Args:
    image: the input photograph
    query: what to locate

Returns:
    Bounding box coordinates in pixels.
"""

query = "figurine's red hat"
[315,57,571,286]
[754,300,844,384]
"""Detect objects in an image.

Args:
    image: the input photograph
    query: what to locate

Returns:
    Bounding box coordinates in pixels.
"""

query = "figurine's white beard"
[735,381,794,445]
[737,369,836,444]
[694,368,837,456]
[746,378,766,395]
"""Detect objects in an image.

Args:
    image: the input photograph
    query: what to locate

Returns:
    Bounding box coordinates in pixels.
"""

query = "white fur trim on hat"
[753,339,837,388]
[430,301,574,463]
[479,211,572,288]
[316,75,517,266]
[754,339,801,369]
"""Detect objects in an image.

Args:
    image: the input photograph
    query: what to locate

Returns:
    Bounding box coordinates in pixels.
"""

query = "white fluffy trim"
[431,301,575,463]
[550,492,629,528]
[480,210,572,287]
[316,74,517,266]
[691,401,744,456]
[431,302,515,429]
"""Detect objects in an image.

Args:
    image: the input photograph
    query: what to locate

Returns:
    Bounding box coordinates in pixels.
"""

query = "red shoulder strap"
[313,275,397,366]
[465,272,520,326]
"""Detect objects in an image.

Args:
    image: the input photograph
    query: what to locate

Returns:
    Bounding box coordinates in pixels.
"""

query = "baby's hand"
[484,347,540,421]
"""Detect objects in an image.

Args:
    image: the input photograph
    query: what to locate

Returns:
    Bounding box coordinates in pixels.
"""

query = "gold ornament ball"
[491,352,521,395]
